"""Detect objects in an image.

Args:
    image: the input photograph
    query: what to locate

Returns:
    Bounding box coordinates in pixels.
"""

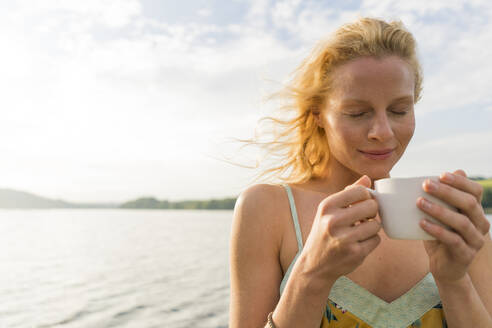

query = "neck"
[309,159,363,194]
[312,157,391,193]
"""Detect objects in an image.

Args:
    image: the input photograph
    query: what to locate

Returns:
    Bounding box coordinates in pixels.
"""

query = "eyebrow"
[340,95,414,105]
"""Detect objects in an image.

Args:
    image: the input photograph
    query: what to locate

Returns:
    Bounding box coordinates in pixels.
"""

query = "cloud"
[197,8,212,18]
[1,0,491,201]
[412,131,492,152]
[360,0,465,17]
[393,131,492,178]
[0,0,298,201]
[246,0,272,27]
[15,0,141,28]
[272,0,302,24]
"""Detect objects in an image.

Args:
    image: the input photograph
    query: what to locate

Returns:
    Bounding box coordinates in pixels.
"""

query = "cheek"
[396,119,415,144]
[325,121,360,150]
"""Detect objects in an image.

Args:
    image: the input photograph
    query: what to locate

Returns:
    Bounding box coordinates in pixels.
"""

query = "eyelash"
[390,110,408,116]
[349,112,366,118]
[348,109,408,118]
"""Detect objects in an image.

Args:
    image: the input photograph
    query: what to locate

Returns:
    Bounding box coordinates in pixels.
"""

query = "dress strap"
[282,184,303,252]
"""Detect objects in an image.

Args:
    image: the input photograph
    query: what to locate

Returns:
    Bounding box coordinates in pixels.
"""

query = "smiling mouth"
[358,149,394,159]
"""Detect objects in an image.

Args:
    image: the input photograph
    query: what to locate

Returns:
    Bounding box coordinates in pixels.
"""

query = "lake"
[0,210,231,328]
[1,210,491,328]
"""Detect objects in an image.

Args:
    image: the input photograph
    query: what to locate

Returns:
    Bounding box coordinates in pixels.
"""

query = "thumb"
[350,175,372,188]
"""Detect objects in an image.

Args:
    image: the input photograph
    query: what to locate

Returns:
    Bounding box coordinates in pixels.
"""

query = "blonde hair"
[239,17,423,185]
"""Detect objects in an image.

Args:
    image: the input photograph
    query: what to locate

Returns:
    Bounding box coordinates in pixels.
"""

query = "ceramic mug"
[366,176,456,240]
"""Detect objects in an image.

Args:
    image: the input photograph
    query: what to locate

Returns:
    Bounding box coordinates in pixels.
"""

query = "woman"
[228,17,492,328]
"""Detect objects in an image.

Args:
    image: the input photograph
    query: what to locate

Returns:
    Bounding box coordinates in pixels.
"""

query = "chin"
[361,166,393,181]
[371,172,391,181]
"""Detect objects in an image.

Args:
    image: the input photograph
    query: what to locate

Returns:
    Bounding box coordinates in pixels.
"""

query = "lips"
[359,148,394,160]
[360,149,394,155]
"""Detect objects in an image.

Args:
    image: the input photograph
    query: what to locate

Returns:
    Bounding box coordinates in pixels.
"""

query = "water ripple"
[0,210,234,327]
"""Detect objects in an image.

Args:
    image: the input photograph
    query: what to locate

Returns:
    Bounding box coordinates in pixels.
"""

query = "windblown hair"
[239,17,423,185]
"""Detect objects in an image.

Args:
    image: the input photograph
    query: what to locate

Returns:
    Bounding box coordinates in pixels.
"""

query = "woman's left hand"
[417,169,491,284]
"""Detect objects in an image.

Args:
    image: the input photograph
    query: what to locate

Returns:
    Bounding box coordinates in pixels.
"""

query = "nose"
[367,112,394,141]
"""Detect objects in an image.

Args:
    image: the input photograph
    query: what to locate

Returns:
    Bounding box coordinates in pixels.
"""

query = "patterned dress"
[322,300,446,327]
[318,273,447,327]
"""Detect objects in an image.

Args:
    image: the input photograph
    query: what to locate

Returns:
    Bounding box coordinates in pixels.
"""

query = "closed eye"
[390,106,411,115]
[391,111,408,115]
[347,112,367,117]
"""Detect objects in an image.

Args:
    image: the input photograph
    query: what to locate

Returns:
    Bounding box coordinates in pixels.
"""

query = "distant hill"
[0,189,117,209]
[1,178,490,211]
[120,197,237,210]
[0,188,236,210]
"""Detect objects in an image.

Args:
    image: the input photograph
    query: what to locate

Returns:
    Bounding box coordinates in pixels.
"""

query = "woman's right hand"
[299,175,382,288]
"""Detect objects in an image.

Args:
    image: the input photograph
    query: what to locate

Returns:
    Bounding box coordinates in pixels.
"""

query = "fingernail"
[424,179,438,191]
[441,172,454,182]
[420,198,432,210]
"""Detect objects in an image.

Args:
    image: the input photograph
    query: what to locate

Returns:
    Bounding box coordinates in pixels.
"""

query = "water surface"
[1,210,490,328]
[0,210,231,328]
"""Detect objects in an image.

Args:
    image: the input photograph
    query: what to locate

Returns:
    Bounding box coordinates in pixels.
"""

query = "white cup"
[366,176,456,240]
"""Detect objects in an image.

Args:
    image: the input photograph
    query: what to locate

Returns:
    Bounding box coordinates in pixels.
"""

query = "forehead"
[330,56,415,101]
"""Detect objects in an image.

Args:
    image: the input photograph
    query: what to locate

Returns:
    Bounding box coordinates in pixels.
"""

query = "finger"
[324,199,378,232]
[347,175,372,189]
[357,233,381,257]
[342,198,378,226]
[453,169,467,178]
[439,171,483,203]
[417,197,485,250]
[323,185,372,209]
[349,219,382,242]
[420,218,475,261]
[422,178,486,233]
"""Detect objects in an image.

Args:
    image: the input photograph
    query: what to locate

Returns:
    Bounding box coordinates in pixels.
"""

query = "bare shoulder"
[235,183,286,218]
[229,183,288,327]
[235,183,285,208]
[232,183,287,248]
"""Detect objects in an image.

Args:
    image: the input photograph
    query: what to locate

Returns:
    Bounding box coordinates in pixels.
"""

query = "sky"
[0,0,491,203]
